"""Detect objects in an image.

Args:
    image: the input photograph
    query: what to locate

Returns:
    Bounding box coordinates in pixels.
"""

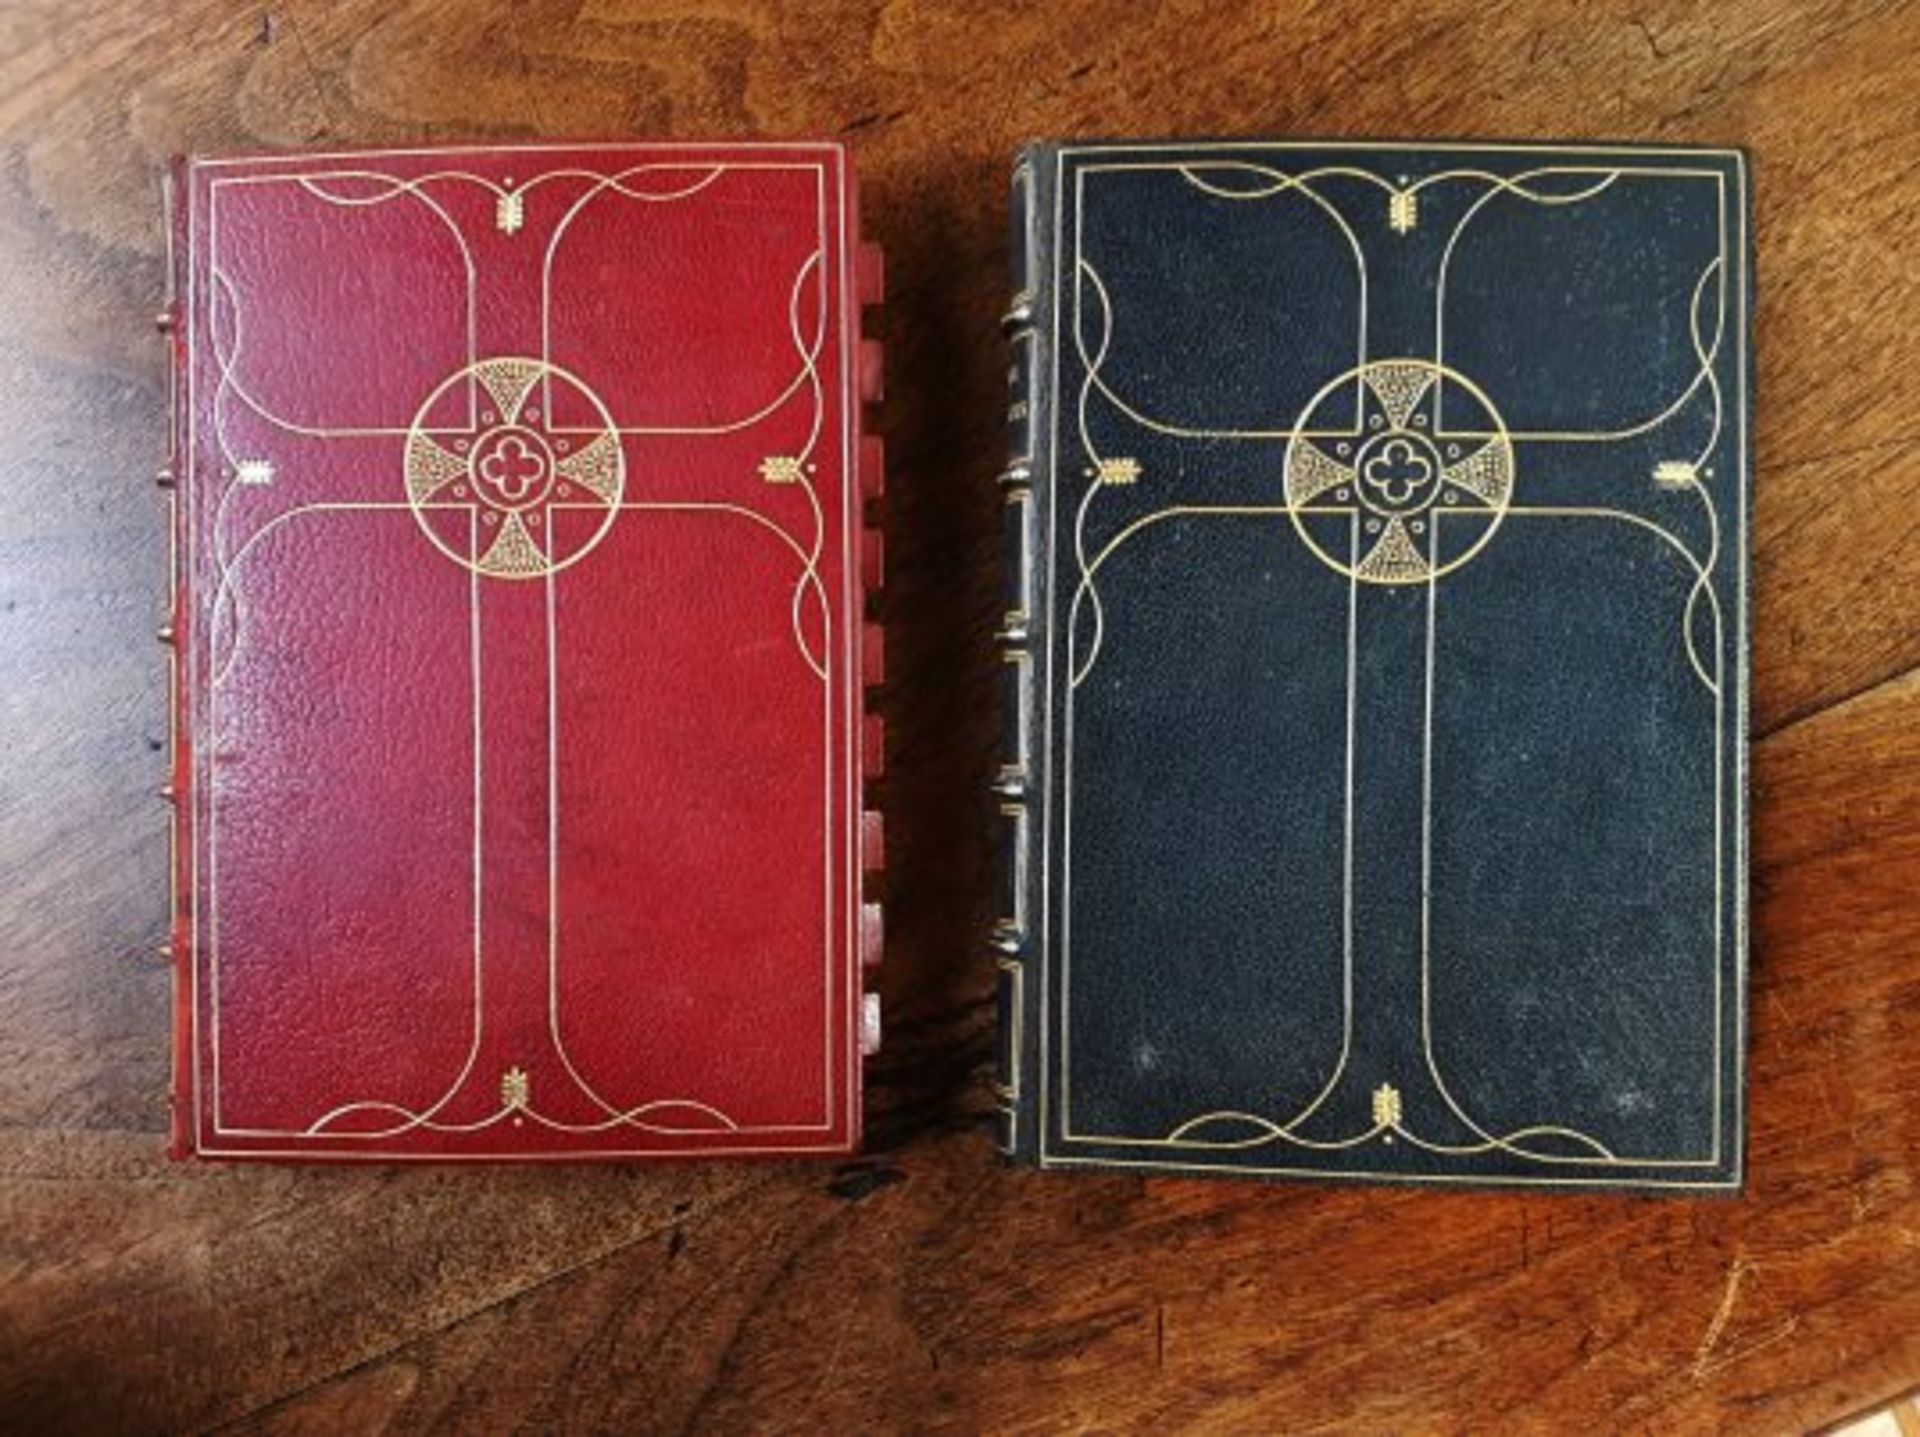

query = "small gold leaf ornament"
[758,455,806,485]
[1388,188,1419,235]
[500,1065,530,1109]
[496,187,525,235]
[1371,1082,1404,1128]
[1652,459,1699,490]
[1095,456,1142,486]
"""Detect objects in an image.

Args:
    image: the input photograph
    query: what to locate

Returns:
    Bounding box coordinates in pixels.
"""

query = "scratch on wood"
[843,108,909,134]
[806,1321,851,1412]
[1692,1257,1750,1379]
[1630,16,1674,60]
[279,9,338,139]
[1692,1257,1801,1382]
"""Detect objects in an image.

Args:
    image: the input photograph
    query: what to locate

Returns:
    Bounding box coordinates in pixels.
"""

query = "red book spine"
[162,155,192,1159]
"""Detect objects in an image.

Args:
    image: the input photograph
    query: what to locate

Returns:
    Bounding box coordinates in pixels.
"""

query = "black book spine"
[994,147,1052,1162]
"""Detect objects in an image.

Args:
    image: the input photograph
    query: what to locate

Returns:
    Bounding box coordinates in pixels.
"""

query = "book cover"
[996,140,1749,1192]
[162,142,884,1160]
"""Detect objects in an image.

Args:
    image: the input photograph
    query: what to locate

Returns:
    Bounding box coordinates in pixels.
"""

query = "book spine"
[159,158,192,1159]
[993,148,1050,1162]
[852,168,887,1130]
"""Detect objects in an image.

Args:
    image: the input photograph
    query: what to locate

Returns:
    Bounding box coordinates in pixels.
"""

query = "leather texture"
[1000,141,1750,1192]
[167,142,878,1161]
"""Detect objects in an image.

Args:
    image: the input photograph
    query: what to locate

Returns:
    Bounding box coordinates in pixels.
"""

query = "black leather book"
[994,140,1750,1192]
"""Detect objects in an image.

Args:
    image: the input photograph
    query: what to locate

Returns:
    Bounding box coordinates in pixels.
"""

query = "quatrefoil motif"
[1360,436,1436,507]
[477,433,550,503]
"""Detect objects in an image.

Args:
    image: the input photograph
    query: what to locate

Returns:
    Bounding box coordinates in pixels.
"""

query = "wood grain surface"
[2,1,1917,1432]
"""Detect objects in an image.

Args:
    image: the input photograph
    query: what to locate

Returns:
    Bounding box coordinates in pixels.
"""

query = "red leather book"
[161,143,884,1160]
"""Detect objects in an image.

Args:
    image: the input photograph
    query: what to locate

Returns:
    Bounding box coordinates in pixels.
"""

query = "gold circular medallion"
[1283,359,1514,585]
[404,357,624,580]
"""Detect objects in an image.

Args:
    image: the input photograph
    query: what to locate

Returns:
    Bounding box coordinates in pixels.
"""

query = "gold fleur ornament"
[495,188,525,235]
[1388,189,1419,234]
[1371,1083,1404,1128]
[500,1066,530,1109]
[758,455,806,485]
[1095,456,1141,486]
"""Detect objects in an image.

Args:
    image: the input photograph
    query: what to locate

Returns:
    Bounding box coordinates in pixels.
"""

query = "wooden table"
[4,2,1917,1431]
